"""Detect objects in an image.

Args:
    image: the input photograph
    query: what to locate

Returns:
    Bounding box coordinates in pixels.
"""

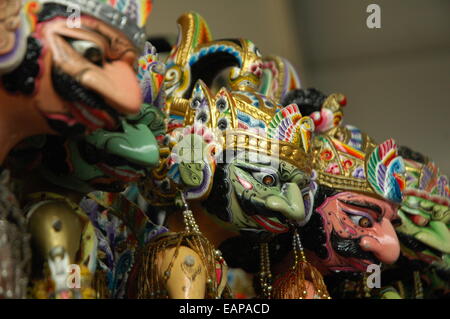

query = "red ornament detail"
[343,159,354,169]
[321,150,333,161]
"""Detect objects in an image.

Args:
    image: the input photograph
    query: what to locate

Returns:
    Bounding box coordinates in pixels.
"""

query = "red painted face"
[316,192,401,273]
[32,15,142,132]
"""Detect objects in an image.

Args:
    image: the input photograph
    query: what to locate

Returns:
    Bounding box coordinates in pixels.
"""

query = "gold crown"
[312,125,406,203]
[166,80,314,172]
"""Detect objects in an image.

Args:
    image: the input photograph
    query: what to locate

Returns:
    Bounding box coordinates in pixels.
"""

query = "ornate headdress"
[38,0,153,50]
[312,125,406,204]
[168,80,314,173]
[259,55,302,104]
[403,158,450,206]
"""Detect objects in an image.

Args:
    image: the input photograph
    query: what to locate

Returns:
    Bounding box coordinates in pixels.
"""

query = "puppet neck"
[0,89,51,165]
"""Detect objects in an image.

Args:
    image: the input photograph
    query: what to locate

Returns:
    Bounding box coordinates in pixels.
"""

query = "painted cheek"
[359,218,400,264]
[340,220,358,236]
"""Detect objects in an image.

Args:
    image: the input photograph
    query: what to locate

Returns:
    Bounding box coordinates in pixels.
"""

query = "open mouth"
[250,215,289,233]
[78,140,145,183]
[236,194,290,233]
[51,67,119,132]
[68,102,117,132]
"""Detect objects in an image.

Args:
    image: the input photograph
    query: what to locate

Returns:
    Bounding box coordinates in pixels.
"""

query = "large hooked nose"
[359,218,400,264]
[80,60,142,116]
[264,183,306,222]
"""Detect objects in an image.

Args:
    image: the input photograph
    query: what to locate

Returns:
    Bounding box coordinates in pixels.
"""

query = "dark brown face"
[311,191,401,274]
[32,14,142,134]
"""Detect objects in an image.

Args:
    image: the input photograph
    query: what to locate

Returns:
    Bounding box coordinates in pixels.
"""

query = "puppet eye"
[69,40,104,66]
[251,171,278,187]
[348,215,373,228]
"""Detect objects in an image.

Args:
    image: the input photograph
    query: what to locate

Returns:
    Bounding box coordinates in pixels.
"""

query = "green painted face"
[204,151,311,234]
[397,195,450,269]
[42,103,165,193]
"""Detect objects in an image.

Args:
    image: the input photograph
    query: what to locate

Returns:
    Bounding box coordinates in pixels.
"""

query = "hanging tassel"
[136,191,226,299]
[273,229,330,299]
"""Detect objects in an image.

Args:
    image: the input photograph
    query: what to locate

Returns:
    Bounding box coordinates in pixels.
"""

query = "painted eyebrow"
[338,199,383,220]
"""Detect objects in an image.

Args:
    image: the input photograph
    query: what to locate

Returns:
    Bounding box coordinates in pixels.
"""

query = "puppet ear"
[0,0,34,74]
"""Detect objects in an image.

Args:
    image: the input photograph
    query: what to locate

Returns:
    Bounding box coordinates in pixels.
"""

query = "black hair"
[300,185,338,259]
[203,150,236,223]
[398,145,428,164]
[281,88,327,116]
[1,37,42,95]
[147,37,173,54]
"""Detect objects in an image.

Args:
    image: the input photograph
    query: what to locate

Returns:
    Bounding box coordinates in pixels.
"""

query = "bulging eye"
[251,171,277,187]
[349,215,373,228]
[69,40,104,66]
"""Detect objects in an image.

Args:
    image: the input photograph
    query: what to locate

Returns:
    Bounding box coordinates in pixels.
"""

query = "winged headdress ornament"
[312,125,406,204]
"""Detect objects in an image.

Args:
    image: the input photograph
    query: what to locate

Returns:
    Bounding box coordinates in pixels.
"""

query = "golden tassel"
[136,192,225,299]
[273,229,330,299]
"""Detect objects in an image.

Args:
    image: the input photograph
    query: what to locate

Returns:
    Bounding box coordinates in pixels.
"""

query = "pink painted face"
[315,192,401,273]
[32,15,142,133]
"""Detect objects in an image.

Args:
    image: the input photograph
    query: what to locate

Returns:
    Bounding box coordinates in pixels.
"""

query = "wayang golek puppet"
[371,147,449,299]
[9,98,165,298]
[137,79,321,299]
[281,89,447,299]
[130,12,329,299]
[261,89,405,298]
[219,89,406,299]
[0,0,152,298]
[5,38,163,299]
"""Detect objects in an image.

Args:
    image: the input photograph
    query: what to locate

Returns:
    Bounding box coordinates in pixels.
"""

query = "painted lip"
[67,101,117,132]
[97,163,144,183]
[251,215,289,234]
[346,258,374,272]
